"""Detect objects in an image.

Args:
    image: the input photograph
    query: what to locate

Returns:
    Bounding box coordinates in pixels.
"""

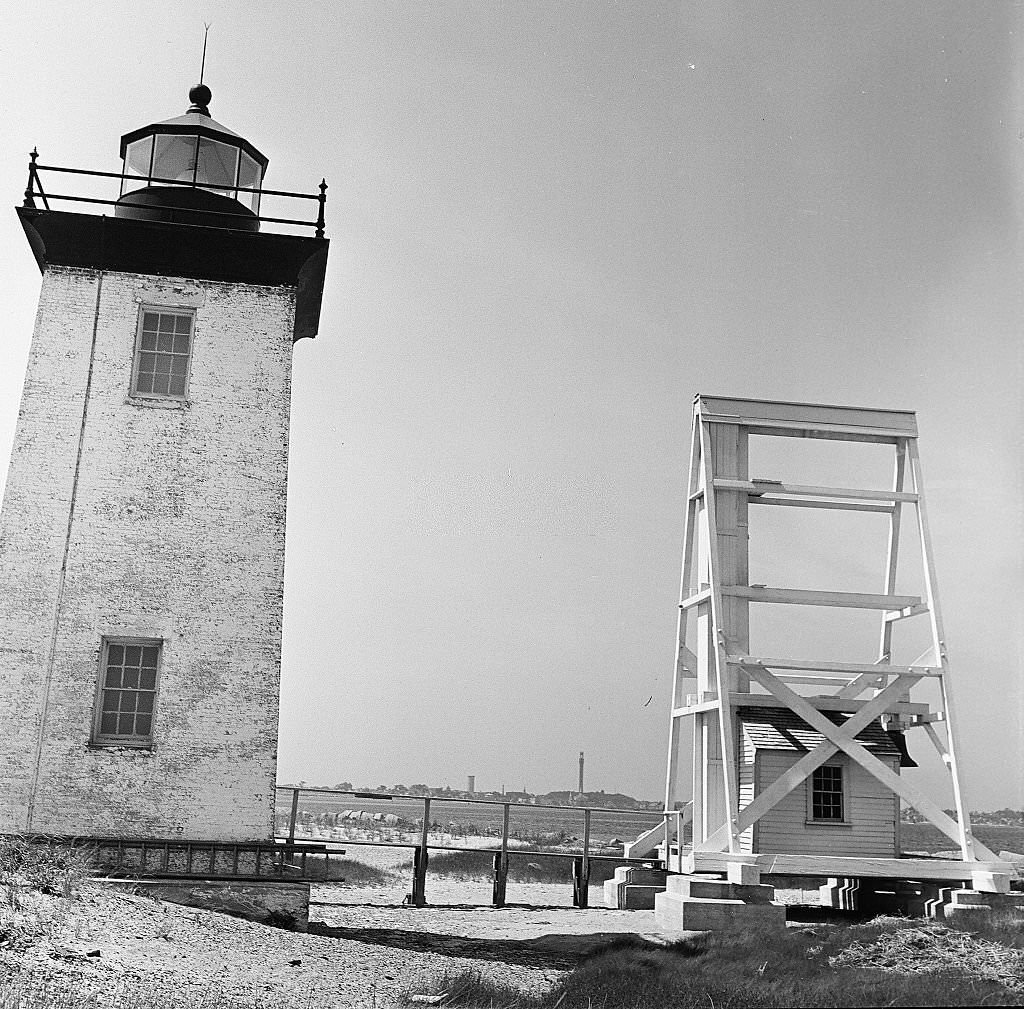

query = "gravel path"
[0,878,677,1008]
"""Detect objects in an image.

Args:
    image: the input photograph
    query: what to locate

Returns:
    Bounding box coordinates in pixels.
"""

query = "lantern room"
[115,85,268,231]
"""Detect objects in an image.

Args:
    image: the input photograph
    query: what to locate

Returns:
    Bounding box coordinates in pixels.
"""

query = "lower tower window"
[93,639,161,746]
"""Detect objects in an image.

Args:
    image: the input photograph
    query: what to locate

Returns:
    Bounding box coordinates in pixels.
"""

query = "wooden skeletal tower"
[665,395,1000,871]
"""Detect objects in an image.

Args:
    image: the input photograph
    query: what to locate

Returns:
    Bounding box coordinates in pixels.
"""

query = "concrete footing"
[654,874,786,931]
[100,878,311,931]
[603,866,668,909]
[942,888,1024,922]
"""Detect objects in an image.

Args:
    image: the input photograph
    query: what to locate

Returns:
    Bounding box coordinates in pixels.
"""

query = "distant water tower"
[467,775,475,794]
[578,751,585,794]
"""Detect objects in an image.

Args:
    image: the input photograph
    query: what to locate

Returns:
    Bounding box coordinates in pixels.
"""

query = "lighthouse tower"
[0,85,329,841]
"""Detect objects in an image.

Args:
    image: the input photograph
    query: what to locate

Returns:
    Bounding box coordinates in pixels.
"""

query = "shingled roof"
[738,705,900,756]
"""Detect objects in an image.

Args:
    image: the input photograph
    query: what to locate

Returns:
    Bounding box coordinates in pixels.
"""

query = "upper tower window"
[131,308,194,399]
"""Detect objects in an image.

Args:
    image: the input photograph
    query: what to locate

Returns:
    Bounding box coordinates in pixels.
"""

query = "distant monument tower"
[578,751,585,794]
[0,83,329,840]
[467,775,475,794]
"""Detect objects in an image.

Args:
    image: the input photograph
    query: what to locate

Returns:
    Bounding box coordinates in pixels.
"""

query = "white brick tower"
[0,85,329,841]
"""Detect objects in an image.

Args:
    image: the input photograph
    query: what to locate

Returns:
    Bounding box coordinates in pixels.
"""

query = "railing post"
[23,148,38,208]
[412,796,430,907]
[315,178,328,238]
[572,808,592,908]
[288,788,300,843]
[492,803,510,907]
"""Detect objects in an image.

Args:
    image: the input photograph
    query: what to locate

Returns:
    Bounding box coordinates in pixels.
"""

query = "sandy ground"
[0,842,823,1007]
[0,874,696,1008]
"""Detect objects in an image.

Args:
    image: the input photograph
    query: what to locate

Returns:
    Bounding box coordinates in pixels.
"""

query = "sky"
[0,1,1021,810]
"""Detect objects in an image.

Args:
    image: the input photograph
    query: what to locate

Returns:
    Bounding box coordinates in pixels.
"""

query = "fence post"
[315,178,328,238]
[412,796,430,907]
[579,808,592,908]
[492,803,510,907]
[23,149,38,209]
[288,788,300,843]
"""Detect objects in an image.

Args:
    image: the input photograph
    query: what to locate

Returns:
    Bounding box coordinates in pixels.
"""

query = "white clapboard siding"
[753,751,898,857]
[738,751,756,854]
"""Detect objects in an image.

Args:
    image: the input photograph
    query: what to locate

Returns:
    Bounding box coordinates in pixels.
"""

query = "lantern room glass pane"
[196,138,239,194]
[121,136,154,195]
[236,152,262,213]
[152,134,198,184]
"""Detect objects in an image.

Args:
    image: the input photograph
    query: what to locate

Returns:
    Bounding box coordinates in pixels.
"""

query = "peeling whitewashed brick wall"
[0,265,295,841]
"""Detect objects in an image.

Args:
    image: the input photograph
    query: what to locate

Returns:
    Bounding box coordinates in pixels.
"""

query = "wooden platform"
[685,850,1012,883]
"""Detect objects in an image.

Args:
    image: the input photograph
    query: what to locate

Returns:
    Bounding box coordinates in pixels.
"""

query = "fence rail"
[21,150,327,237]
[275,785,670,908]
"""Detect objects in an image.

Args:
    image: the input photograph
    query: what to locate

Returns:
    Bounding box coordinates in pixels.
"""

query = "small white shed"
[737,706,903,858]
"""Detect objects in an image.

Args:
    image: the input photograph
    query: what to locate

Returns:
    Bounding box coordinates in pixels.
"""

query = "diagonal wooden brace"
[744,665,996,861]
[697,672,914,851]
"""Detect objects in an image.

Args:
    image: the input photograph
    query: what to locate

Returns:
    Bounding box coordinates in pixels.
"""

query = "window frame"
[806,761,850,825]
[129,306,195,402]
[91,637,163,749]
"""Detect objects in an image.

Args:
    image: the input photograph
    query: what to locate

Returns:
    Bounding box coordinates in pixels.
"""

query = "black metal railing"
[22,149,327,238]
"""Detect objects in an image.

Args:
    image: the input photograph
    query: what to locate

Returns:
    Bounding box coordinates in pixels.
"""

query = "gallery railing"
[21,149,327,238]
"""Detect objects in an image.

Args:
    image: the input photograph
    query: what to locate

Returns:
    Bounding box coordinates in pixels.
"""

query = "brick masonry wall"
[0,265,296,841]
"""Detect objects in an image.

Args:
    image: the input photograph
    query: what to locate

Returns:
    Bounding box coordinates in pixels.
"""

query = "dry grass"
[403,913,1024,1008]
[401,848,623,886]
[830,914,1024,992]
[0,837,94,954]
[292,853,400,885]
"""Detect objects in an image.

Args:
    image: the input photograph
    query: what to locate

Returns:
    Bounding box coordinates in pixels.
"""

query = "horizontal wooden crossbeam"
[695,395,919,441]
[680,588,712,609]
[725,655,942,677]
[671,692,930,719]
[747,496,894,514]
[720,586,922,610]
[713,478,919,504]
[687,851,1011,881]
[742,664,997,861]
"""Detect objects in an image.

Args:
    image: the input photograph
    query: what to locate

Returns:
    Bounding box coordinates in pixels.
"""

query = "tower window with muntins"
[131,309,194,399]
[93,640,161,746]
[810,765,845,821]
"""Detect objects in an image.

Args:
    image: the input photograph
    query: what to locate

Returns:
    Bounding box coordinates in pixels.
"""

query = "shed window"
[131,309,193,399]
[94,639,161,746]
[811,765,845,821]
